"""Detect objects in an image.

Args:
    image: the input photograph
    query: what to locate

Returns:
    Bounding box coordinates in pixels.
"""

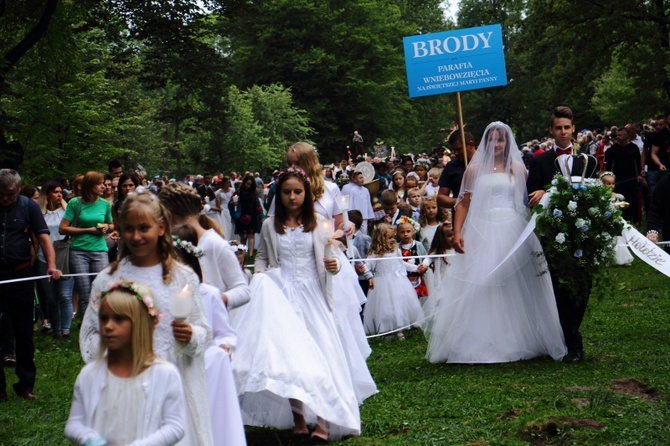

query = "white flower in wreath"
[588,207,600,216]
[555,233,566,244]
[575,218,586,228]
[567,201,578,212]
[551,178,558,186]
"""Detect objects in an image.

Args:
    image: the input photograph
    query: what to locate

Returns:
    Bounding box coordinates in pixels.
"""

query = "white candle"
[169,284,192,321]
[321,219,335,294]
[339,195,351,229]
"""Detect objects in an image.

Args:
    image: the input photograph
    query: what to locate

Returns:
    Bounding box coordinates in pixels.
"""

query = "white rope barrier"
[2,240,669,286]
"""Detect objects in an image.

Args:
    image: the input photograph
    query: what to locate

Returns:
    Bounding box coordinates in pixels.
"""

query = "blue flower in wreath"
[574,249,583,258]
[572,185,580,190]
[581,225,589,232]
[604,211,612,218]
[580,185,587,191]
[553,209,563,217]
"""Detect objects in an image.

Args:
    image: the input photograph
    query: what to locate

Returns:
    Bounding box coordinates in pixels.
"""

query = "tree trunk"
[0,0,58,168]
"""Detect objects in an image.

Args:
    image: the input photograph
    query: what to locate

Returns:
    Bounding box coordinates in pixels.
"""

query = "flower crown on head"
[397,216,421,232]
[172,235,206,258]
[98,280,161,323]
[599,171,615,180]
[229,243,248,253]
[278,167,311,183]
[415,158,431,170]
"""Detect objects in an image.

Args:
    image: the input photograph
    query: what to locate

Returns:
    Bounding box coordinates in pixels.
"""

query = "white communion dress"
[363,252,424,335]
[426,173,567,364]
[232,226,362,439]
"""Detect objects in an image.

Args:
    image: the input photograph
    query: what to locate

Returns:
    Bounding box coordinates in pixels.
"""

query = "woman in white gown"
[425,122,567,364]
[233,170,361,441]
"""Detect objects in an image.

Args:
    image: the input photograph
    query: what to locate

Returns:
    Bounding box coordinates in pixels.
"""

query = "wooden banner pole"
[456,91,468,168]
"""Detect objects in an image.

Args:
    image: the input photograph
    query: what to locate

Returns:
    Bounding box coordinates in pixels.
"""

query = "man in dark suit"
[527,106,597,364]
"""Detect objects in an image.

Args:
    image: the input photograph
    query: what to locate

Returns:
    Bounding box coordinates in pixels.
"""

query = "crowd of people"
[0,104,668,444]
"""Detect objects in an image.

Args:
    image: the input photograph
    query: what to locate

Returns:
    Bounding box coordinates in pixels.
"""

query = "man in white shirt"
[341,171,374,234]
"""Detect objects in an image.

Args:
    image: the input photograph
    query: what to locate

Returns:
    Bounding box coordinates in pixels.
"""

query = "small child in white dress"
[363,223,423,341]
[66,282,186,446]
[600,172,634,265]
[422,224,457,331]
[418,195,452,252]
[230,240,253,284]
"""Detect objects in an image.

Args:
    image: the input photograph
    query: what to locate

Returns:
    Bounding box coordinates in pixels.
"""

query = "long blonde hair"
[288,142,325,201]
[110,191,176,284]
[98,284,156,376]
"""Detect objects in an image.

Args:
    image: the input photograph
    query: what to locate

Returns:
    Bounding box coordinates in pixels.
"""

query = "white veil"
[455,121,528,218]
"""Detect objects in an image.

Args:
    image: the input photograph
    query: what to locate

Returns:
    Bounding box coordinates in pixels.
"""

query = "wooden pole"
[456,91,468,168]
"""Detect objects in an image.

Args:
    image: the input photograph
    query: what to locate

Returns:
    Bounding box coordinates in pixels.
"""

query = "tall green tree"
[218,0,450,159]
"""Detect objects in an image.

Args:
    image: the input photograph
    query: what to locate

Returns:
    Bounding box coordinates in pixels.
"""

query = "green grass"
[2,260,669,445]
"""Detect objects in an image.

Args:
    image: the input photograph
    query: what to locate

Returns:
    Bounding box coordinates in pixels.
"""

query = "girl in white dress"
[79,191,213,445]
[418,195,451,252]
[363,223,424,340]
[281,142,377,403]
[600,172,634,265]
[215,177,235,241]
[158,182,251,313]
[233,169,360,442]
[172,224,247,446]
[66,282,186,446]
[421,224,456,331]
[426,122,567,364]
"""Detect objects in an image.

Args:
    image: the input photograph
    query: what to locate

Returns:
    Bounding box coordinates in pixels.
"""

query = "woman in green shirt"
[59,171,113,320]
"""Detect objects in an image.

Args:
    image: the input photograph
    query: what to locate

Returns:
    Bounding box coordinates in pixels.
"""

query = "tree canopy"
[0,0,668,181]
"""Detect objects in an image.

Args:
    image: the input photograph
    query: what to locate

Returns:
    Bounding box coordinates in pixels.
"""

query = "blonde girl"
[79,191,213,445]
[66,282,186,445]
[363,224,423,340]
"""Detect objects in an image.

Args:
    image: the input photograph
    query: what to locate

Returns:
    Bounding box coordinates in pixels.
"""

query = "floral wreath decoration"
[172,235,206,258]
[415,158,431,170]
[396,216,421,233]
[277,167,311,184]
[229,244,248,253]
[97,280,162,325]
[533,174,624,301]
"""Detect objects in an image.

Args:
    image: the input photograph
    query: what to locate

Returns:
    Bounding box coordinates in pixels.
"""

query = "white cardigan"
[198,229,251,310]
[255,215,341,310]
[65,360,186,446]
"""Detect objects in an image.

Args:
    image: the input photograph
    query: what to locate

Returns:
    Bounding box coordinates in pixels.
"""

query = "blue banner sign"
[403,24,507,98]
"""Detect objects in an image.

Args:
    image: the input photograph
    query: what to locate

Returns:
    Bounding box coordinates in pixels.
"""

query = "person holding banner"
[437,129,476,210]
[425,122,566,364]
[527,106,598,363]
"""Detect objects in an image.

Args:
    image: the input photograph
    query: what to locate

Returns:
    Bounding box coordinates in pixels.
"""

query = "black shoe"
[562,350,584,363]
[2,355,16,368]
